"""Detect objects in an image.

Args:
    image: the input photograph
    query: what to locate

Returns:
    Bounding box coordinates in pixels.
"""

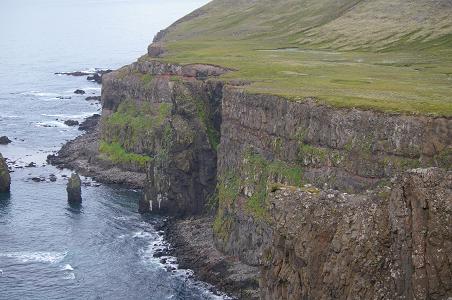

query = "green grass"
[99,141,152,168]
[148,0,452,116]
[103,100,172,149]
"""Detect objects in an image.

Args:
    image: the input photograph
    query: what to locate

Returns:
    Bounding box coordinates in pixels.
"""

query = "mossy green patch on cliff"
[102,100,172,151]
[194,97,220,150]
[242,151,303,220]
[435,147,452,169]
[141,73,154,85]
[151,0,452,116]
[99,141,152,168]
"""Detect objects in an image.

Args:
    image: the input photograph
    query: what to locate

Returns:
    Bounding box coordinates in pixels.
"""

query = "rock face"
[101,61,225,216]
[0,153,11,192]
[67,173,82,203]
[99,57,452,297]
[260,168,451,299]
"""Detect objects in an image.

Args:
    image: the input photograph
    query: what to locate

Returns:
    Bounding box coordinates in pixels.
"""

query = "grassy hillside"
[149,0,452,116]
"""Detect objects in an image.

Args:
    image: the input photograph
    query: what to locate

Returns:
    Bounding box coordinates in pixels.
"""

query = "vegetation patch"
[103,99,172,151]
[99,141,151,168]
[194,97,220,150]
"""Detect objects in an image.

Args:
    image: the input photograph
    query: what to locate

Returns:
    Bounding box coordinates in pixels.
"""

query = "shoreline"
[49,114,259,299]
[47,114,146,188]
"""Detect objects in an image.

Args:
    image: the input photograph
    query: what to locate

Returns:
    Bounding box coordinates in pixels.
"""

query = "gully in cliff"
[0,153,11,193]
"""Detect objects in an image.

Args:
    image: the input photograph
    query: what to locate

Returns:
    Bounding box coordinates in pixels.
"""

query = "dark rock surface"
[163,217,260,299]
[67,173,82,203]
[74,89,86,95]
[85,96,101,101]
[64,120,79,126]
[261,168,451,299]
[0,153,11,192]
[0,136,12,145]
[78,114,100,132]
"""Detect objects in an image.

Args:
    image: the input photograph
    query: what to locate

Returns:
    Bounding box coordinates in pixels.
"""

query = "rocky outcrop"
[260,168,451,299]
[101,61,225,216]
[0,153,11,193]
[67,173,82,203]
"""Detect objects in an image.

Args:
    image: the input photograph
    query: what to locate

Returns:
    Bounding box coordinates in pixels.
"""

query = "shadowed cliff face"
[100,58,452,298]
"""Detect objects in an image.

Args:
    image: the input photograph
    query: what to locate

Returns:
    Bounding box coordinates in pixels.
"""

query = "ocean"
[0,0,229,299]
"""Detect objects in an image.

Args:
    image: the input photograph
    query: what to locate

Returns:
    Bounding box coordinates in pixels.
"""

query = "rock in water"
[74,89,86,95]
[67,173,82,203]
[0,136,12,145]
[0,153,11,192]
[64,120,79,126]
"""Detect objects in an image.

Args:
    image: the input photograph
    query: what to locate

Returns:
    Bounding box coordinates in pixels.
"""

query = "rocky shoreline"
[47,114,146,188]
[161,217,260,300]
[48,114,256,299]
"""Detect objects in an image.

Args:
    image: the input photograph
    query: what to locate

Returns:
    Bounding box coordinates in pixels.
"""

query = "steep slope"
[146,0,452,116]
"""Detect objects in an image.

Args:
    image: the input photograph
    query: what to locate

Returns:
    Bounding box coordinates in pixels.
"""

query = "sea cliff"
[50,0,452,298]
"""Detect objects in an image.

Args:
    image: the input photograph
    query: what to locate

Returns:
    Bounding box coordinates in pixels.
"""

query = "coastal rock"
[87,69,112,84]
[0,153,11,192]
[85,96,101,101]
[67,173,82,204]
[64,120,79,126]
[0,136,12,145]
[74,89,86,95]
[260,168,451,299]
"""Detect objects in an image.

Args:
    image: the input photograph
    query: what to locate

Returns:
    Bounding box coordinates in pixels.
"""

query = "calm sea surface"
[0,1,228,299]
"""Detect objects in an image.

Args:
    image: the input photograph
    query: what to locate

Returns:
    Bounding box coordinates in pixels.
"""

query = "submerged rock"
[85,96,101,101]
[0,136,12,145]
[67,173,82,204]
[0,153,11,192]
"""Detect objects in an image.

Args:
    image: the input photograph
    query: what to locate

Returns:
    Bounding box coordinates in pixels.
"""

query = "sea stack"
[0,153,11,193]
[67,173,82,204]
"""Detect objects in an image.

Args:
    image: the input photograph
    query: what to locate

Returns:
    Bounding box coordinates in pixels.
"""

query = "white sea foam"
[63,273,75,280]
[20,91,59,97]
[41,112,94,119]
[132,231,155,239]
[0,251,67,264]
[0,115,22,119]
[35,121,68,128]
[62,264,74,271]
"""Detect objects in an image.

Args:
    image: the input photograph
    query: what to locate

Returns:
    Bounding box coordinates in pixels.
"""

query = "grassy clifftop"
[149,0,452,116]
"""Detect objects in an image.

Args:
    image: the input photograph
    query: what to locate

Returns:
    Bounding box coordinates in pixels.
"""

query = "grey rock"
[0,153,10,192]
[67,173,82,204]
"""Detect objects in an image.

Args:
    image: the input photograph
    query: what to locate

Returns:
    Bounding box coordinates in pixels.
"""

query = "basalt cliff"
[53,0,452,299]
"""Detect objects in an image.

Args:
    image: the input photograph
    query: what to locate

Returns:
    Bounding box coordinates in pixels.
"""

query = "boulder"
[67,173,82,203]
[0,136,12,145]
[0,153,11,192]
[64,120,79,126]
[74,89,86,95]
